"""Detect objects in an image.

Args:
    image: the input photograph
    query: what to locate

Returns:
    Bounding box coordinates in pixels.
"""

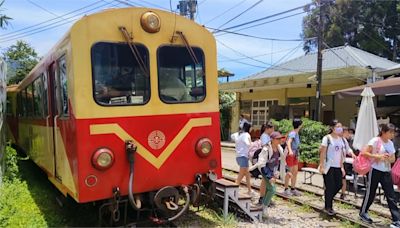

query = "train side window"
[91,42,150,106]
[57,56,69,116]
[33,77,44,117]
[26,84,34,117]
[42,73,49,116]
[157,46,205,103]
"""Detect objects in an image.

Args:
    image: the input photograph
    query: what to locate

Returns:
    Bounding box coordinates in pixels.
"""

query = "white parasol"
[352,87,379,151]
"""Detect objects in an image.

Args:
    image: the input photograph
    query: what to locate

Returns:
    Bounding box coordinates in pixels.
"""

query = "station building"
[219,45,399,135]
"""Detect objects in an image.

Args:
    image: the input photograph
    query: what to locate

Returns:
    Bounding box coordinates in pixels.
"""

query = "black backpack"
[250,148,262,178]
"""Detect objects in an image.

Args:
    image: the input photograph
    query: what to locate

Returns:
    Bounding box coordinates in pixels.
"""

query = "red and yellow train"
[6,7,221,223]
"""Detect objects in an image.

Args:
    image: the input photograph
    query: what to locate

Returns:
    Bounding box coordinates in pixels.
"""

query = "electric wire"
[216,0,263,30]
[217,39,310,74]
[218,46,305,63]
[0,0,105,39]
[213,3,311,34]
[25,0,60,17]
[207,26,311,41]
[203,0,249,25]
[0,1,115,42]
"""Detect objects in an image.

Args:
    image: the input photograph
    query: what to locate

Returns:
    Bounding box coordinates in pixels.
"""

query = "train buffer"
[214,179,263,223]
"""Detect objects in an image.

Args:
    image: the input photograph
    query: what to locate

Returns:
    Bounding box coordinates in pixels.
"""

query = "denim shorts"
[236,156,249,168]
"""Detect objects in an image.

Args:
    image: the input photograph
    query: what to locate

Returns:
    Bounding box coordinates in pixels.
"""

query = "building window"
[251,99,278,126]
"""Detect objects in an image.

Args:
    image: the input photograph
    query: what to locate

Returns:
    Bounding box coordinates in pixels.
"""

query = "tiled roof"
[243,45,398,80]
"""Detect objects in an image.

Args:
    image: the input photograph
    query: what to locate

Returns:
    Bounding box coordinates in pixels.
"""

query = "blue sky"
[0,0,311,81]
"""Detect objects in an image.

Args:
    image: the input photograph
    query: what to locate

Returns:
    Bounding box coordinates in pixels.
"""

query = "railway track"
[222,168,392,228]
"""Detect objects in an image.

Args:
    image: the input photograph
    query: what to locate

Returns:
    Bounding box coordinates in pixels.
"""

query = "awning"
[333,77,400,98]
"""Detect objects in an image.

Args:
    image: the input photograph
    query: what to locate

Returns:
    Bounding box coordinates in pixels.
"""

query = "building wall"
[228,80,362,134]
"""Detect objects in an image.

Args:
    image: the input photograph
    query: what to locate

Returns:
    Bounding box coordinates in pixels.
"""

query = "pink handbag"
[353,139,382,175]
[392,159,400,185]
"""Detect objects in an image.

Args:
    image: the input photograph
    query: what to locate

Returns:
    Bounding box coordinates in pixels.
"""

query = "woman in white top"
[235,122,253,195]
[359,123,400,228]
[319,120,346,216]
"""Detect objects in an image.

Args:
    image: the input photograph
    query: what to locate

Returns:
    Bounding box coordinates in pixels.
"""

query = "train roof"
[18,7,212,90]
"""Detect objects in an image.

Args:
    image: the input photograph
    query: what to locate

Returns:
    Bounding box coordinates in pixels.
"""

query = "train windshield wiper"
[119,26,149,77]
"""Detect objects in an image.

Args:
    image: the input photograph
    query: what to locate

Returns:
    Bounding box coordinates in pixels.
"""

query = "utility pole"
[314,0,325,121]
[178,0,197,21]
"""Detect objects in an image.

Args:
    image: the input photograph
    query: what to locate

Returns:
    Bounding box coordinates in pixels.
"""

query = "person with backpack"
[359,123,400,228]
[235,122,255,196]
[257,121,275,205]
[283,118,302,196]
[319,120,346,216]
[249,131,286,218]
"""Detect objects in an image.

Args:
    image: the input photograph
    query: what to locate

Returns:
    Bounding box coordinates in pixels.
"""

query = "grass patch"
[175,207,237,227]
[336,202,354,210]
[297,204,313,213]
[341,220,360,228]
[0,146,97,227]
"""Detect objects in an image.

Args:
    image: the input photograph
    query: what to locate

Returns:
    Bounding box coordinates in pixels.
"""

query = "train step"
[214,178,262,223]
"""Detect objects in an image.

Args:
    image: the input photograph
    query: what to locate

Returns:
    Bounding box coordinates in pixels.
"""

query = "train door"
[47,62,57,178]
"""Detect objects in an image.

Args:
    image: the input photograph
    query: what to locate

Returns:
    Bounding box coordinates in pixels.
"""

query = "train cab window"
[91,42,150,106]
[157,46,205,103]
[57,56,69,116]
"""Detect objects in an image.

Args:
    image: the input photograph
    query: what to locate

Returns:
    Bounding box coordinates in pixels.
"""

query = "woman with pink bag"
[359,123,400,228]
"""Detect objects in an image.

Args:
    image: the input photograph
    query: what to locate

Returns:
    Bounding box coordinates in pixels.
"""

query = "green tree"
[3,41,40,84]
[0,0,11,28]
[218,68,235,140]
[302,0,400,61]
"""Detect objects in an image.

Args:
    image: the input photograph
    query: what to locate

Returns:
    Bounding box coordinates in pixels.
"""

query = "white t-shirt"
[369,137,395,172]
[235,132,251,158]
[321,135,346,168]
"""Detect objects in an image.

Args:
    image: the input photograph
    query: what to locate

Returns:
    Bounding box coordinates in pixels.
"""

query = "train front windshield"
[158,46,205,103]
[91,42,150,105]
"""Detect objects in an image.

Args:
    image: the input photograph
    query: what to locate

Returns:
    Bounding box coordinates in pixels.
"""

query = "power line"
[25,0,60,17]
[204,0,249,25]
[218,53,267,68]
[218,46,304,63]
[0,1,115,42]
[217,39,309,74]
[216,0,263,30]
[214,3,311,33]
[0,1,106,39]
[207,26,309,41]
[226,11,306,34]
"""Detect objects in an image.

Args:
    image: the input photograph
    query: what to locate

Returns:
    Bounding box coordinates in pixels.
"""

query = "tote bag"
[392,158,400,185]
[353,139,382,175]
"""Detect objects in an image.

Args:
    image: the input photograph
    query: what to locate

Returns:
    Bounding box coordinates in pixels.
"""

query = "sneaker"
[340,194,347,200]
[283,189,293,197]
[323,208,335,216]
[359,213,373,224]
[268,200,276,208]
[291,189,302,196]
[251,202,263,210]
[391,221,400,228]
[248,190,257,198]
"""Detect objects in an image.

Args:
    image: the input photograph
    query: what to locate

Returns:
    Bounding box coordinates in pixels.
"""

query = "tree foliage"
[3,40,40,84]
[0,0,11,29]
[302,0,400,61]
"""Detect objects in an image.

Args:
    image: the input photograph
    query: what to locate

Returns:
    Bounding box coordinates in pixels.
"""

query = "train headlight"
[140,11,161,33]
[195,138,213,158]
[92,148,114,170]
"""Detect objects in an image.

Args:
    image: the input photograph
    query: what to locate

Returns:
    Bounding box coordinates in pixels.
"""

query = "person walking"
[257,121,275,205]
[340,127,356,200]
[239,114,250,131]
[319,120,346,215]
[359,123,400,228]
[235,122,255,196]
[283,118,302,196]
[249,132,286,218]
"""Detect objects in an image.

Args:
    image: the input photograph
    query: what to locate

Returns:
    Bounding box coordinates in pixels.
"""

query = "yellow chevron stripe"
[90,117,211,169]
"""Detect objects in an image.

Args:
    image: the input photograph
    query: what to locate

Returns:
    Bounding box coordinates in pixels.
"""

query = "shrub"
[3,145,19,183]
